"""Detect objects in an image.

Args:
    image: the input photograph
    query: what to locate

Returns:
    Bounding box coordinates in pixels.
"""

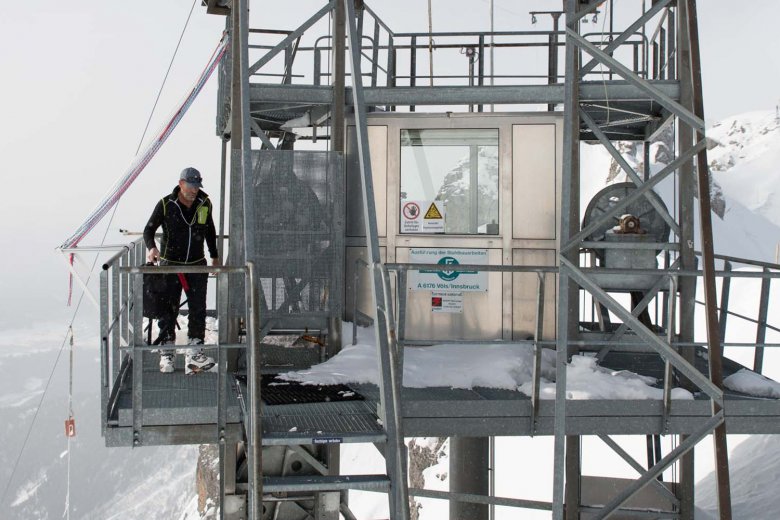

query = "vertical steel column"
[131,267,144,447]
[548,13,561,111]
[246,261,262,520]
[235,1,263,518]
[329,0,347,494]
[754,269,771,374]
[667,9,676,81]
[676,2,697,514]
[718,262,732,340]
[121,251,129,359]
[554,2,581,518]
[564,436,580,520]
[450,438,489,520]
[218,138,228,263]
[228,2,247,323]
[119,251,129,374]
[344,1,410,518]
[217,270,229,520]
[111,259,121,378]
[100,269,109,436]
[477,35,485,112]
[330,0,346,360]
[410,35,417,111]
[371,20,380,87]
[684,2,732,517]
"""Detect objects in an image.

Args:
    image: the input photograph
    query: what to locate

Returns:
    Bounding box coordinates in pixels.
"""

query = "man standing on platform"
[144,167,220,374]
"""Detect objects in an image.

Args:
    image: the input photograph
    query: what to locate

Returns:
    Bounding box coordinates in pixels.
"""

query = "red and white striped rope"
[60,35,229,250]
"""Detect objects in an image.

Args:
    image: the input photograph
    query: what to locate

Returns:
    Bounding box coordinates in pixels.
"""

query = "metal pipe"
[754,270,771,373]
[553,2,580,517]
[530,272,545,434]
[100,270,109,437]
[247,261,262,519]
[101,245,131,270]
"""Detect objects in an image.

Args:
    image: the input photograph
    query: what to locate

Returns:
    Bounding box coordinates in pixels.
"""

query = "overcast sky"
[0,0,778,330]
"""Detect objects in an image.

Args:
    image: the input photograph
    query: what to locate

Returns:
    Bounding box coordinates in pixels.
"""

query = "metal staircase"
[222,1,410,518]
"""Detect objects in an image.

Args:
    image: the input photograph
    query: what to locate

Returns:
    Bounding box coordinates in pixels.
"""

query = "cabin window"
[400,128,499,235]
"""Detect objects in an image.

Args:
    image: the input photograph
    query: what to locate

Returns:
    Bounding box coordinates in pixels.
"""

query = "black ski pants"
[157,259,208,343]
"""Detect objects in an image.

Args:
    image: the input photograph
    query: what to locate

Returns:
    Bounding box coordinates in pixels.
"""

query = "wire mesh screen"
[248,150,344,325]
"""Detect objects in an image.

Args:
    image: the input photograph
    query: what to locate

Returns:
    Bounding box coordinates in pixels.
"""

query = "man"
[144,167,220,374]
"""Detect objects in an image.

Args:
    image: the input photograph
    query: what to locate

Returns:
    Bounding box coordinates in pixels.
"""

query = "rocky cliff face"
[196,444,220,518]
[408,437,448,520]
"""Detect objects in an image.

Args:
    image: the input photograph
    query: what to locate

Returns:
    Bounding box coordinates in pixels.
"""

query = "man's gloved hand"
[147,247,160,264]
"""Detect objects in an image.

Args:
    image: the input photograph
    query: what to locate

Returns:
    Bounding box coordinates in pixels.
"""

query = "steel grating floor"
[107,346,780,447]
[261,400,386,445]
[112,351,242,426]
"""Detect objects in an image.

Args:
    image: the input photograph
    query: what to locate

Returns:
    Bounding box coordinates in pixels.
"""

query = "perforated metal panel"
[247,150,344,329]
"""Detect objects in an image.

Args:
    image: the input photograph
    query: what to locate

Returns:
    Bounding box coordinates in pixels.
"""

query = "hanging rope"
[63,328,75,520]
[60,34,229,250]
[0,5,216,516]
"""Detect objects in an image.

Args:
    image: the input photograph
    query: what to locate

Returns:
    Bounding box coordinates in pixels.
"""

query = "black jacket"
[143,186,218,264]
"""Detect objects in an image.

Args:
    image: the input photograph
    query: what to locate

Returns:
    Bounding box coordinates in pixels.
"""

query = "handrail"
[244,13,668,93]
[99,235,257,447]
[703,251,780,271]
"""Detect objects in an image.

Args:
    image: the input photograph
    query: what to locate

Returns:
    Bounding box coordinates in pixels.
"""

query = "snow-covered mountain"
[696,435,780,519]
[708,110,780,226]
[0,323,199,520]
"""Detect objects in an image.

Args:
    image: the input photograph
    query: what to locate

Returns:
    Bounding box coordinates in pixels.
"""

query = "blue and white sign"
[408,248,488,292]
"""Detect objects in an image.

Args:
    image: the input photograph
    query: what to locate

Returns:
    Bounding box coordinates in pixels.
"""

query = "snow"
[696,435,780,519]
[279,323,693,400]
[724,369,780,399]
[708,110,780,226]
[11,469,47,507]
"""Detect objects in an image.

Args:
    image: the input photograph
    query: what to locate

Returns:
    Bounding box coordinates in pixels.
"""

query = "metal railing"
[99,237,259,447]
[351,254,780,424]
[226,2,678,97]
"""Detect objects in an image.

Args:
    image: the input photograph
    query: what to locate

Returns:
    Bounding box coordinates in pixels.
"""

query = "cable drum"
[582,182,671,262]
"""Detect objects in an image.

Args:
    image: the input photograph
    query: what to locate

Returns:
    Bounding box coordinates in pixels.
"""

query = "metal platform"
[261,400,387,446]
[106,348,780,448]
[105,352,244,447]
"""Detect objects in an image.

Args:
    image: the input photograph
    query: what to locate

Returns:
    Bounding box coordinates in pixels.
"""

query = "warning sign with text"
[431,291,463,313]
[401,200,445,233]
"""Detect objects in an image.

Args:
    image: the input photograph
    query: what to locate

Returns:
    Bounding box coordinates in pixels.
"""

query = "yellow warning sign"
[424,202,443,219]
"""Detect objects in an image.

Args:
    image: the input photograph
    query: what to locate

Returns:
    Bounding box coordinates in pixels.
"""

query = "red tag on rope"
[65,417,76,438]
[67,253,75,306]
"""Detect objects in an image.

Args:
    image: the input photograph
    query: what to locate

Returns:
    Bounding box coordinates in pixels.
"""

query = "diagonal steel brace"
[591,412,724,520]
[561,257,723,404]
[580,0,673,76]
[567,28,704,132]
[562,140,706,254]
[247,1,336,76]
[597,434,680,506]
[581,110,679,237]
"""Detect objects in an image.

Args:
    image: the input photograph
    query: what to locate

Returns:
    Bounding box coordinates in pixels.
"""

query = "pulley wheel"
[581,182,671,261]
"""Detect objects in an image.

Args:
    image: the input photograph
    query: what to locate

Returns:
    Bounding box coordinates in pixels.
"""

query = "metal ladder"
[231,261,408,520]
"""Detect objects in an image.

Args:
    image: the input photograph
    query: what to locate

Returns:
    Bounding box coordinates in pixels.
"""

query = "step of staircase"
[263,474,391,493]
